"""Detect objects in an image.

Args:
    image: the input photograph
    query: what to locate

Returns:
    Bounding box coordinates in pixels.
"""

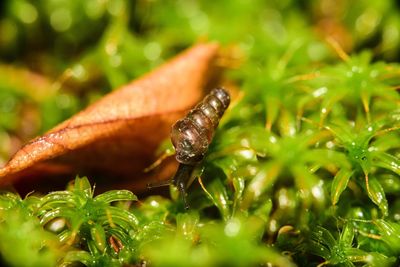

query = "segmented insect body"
[170,87,230,209]
[171,87,230,165]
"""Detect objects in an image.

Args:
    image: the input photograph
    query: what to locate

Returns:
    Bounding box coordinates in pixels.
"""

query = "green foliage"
[307,224,395,266]
[37,177,139,266]
[142,215,294,267]
[0,193,61,267]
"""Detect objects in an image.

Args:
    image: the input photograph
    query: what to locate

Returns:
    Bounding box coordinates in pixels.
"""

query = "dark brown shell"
[171,87,230,165]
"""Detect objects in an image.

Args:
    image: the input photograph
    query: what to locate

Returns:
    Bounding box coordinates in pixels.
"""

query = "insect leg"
[146,180,171,189]
[172,163,194,210]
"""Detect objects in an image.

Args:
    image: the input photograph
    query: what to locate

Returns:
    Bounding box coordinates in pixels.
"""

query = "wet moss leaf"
[90,223,107,253]
[374,219,400,254]
[373,151,400,176]
[204,177,231,220]
[340,223,354,247]
[367,176,389,216]
[331,169,353,205]
[0,43,220,193]
[243,161,282,208]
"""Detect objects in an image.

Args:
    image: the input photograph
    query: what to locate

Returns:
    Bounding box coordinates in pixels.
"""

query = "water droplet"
[365,254,373,262]
[237,149,255,159]
[224,218,241,237]
[289,126,296,136]
[247,166,257,176]
[355,209,364,218]
[370,70,378,78]
[85,0,105,19]
[50,9,72,32]
[46,218,66,233]
[144,42,162,61]
[326,141,334,149]
[16,2,38,24]
[278,192,289,207]
[107,0,124,16]
[105,42,117,55]
[71,64,87,80]
[351,66,361,73]
[110,54,122,67]
[150,200,160,208]
[355,9,380,37]
[391,161,399,169]
[269,219,278,232]
[312,87,327,98]
[312,180,325,201]
[269,136,277,143]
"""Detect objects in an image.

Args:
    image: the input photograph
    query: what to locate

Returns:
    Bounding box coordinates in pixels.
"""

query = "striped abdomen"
[171,87,230,165]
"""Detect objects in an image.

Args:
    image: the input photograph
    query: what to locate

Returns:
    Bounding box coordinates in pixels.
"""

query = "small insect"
[171,87,230,209]
[109,235,124,253]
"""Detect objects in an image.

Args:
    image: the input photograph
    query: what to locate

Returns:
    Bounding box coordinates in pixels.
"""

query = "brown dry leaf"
[0,43,220,194]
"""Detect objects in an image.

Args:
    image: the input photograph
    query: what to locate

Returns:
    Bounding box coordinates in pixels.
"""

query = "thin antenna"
[146,180,171,189]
